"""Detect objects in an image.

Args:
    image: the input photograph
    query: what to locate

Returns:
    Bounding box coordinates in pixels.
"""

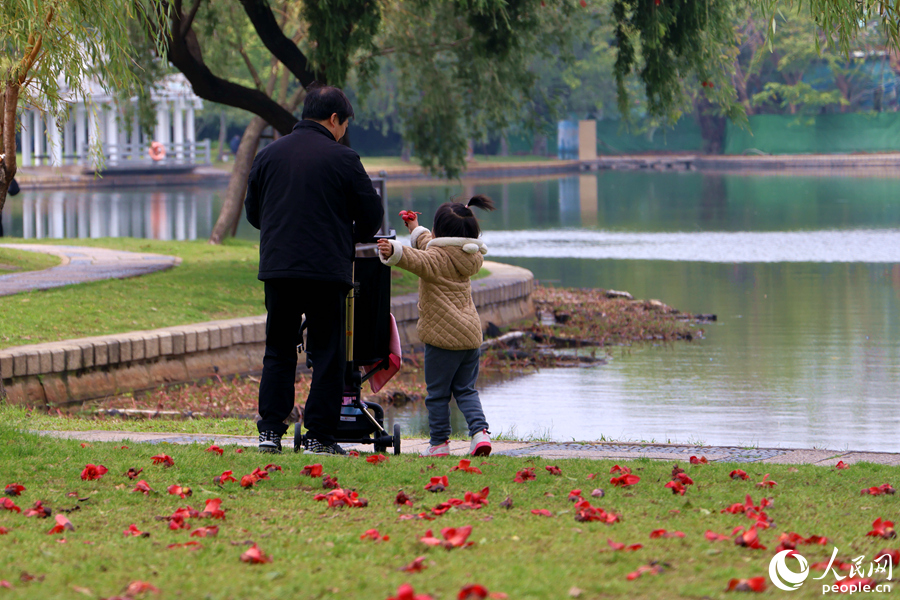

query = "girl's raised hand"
[377,238,393,259]
[399,210,420,232]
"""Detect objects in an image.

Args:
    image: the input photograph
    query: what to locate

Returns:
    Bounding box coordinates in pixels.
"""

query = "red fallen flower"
[730,469,749,481]
[205,445,224,456]
[610,474,640,487]
[835,460,849,470]
[610,464,631,475]
[665,481,686,496]
[360,528,390,542]
[607,538,642,551]
[322,475,339,489]
[755,473,777,488]
[251,467,270,480]
[151,454,174,467]
[450,459,483,474]
[867,518,896,539]
[705,530,731,541]
[531,509,553,517]
[123,524,149,537]
[301,464,323,478]
[264,464,283,473]
[626,563,665,580]
[81,464,108,481]
[395,491,414,506]
[240,474,258,488]
[132,480,153,495]
[690,455,709,464]
[587,473,597,480]
[460,487,490,509]
[48,514,74,535]
[545,465,562,476]
[400,556,428,573]
[167,541,202,549]
[431,502,454,516]
[861,483,896,496]
[735,527,767,550]
[190,525,219,538]
[425,476,449,492]
[240,543,272,564]
[420,525,475,549]
[349,450,360,457]
[513,468,536,483]
[457,583,509,600]
[200,498,225,519]
[386,583,433,600]
[0,527,9,534]
[367,454,388,464]
[24,500,51,518]
[1,498,21,513]
[168,516,190,531]
[235,448,243,453]
[499,496,513,509]
[125,467,144,479]
[567,489,582,502]
[674,473,694,485]
[574,499,620,523]
[591,489,605,498]
[313,487,368,508]
[214,470,237,485]
[120,446,129,450]
[167,484,192,499]
[4,484,25,496]
[399,512,435,521]
[0,581,11,589]
[649,529,684,539]
[124,581,160,596]
[726,577,766,592]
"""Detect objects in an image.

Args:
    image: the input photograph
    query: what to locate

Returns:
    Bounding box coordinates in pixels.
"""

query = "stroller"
[294,235,402,454]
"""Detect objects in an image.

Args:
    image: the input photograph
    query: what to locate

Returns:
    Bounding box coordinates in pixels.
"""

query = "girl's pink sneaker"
[470,430,492,457]
[420,442,450,458]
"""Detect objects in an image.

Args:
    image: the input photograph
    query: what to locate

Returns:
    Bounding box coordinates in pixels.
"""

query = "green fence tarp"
[725,113,900,154]
[595,119,705,154]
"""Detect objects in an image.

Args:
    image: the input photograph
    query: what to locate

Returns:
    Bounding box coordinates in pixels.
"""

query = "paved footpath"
[36,430,900,466]
[0,244,180,297]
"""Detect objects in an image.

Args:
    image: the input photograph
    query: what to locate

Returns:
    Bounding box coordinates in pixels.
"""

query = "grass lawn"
[0,239,436,350]
[0,411,897,599]
[0,247,61,276]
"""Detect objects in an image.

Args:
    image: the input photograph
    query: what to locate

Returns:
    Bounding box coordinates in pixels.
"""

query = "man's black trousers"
[257,278,347,444]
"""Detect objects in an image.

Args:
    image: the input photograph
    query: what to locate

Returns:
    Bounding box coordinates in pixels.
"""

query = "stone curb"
[1,259,533,403]
[33,430,900,465]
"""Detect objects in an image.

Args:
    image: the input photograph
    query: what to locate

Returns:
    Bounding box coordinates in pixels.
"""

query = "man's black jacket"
[244,120,384,286]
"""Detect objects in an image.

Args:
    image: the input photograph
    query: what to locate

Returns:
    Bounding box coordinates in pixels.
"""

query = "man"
[245,86,383,455]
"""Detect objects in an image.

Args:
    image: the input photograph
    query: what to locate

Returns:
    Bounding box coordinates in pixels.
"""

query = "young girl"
[377,195,495,457]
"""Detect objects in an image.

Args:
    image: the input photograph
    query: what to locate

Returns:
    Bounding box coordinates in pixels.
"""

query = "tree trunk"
[0,82,21,216]
[208,116,267,244]
[217,111,227,161]
[499,133,509,156]
[401,143,411,162]
[696,99,726,154]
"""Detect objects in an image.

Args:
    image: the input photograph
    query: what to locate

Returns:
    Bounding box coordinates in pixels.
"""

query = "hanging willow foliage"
[612,0,743,123]
[301,0,382,87]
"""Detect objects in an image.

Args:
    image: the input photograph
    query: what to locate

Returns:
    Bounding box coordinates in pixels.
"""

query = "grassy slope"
[0,413,897,599]
[0,239,460,349]
[0,248,61,276]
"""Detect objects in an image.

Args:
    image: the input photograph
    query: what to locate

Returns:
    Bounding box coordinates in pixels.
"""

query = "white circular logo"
[769,550,810,592]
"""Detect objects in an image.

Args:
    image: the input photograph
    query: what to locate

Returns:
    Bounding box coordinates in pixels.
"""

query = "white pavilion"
[19,74,209,170]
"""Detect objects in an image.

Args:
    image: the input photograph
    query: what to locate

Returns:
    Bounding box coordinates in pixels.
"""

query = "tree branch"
[161,0,299,135]
[238,0,320,87]
[180,0,203,37]
[240,45,265,91]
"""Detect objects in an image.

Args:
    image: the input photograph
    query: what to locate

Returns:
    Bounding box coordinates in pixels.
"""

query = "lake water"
[4,171,900,451]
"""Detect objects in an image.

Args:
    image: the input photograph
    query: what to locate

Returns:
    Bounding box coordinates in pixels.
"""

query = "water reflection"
[5,187,220,241]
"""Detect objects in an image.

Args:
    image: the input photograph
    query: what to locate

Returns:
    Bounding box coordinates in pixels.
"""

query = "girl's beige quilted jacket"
[380,226,487,350]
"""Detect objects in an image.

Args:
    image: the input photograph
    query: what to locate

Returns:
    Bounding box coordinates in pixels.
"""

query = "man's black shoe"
[303,439,347,455]
[258,430,283,453]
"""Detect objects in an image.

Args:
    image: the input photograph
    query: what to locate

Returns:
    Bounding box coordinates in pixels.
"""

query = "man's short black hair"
[301,85,354,124]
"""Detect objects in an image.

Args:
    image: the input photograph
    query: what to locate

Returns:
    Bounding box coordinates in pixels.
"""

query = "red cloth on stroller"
[362,313,402,393]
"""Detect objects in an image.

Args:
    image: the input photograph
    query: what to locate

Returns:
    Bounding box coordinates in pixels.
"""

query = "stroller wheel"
[293,424,304,453]
[393,423,401,455]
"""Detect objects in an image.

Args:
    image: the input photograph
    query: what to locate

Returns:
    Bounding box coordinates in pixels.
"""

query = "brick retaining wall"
[0,261,533,405]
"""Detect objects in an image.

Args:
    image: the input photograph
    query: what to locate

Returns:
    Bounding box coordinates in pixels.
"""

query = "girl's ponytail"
[466,194,496,213]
